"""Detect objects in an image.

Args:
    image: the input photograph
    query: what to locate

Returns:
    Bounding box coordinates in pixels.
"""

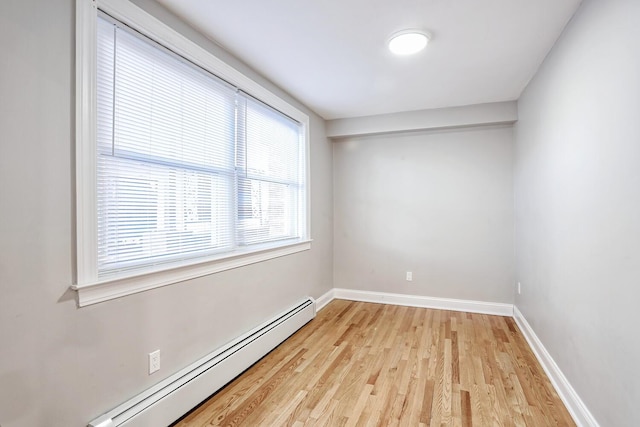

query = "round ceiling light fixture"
[388,30,430,55]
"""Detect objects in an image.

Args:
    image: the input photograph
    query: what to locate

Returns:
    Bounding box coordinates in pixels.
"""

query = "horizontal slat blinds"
[95,15,305,278]
[236,94,304,245]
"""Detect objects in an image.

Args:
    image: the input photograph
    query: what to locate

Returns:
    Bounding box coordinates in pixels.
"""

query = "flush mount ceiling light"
[388,30,430,55]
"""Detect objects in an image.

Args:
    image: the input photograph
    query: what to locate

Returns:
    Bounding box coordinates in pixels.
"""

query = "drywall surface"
[326,101,517,138]
[515,0,640,425]
[334,125,515,303]
[0,1,332,426]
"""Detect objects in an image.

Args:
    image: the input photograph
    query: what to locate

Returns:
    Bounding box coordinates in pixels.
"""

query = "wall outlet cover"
[149,350,161,375]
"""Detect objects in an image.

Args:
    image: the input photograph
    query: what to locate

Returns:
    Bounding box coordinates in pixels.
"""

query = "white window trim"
[74,0,311,307]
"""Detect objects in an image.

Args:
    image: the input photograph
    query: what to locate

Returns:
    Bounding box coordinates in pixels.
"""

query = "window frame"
[74,0,311,307]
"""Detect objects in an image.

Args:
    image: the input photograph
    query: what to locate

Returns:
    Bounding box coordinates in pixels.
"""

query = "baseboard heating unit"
[88,298,316,427]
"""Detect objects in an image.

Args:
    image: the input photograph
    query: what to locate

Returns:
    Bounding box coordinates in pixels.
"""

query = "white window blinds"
[95,15,305,278]
[236,94,305,246]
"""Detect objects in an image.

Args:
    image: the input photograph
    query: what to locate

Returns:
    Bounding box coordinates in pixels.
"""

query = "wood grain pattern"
[173,300,575,427]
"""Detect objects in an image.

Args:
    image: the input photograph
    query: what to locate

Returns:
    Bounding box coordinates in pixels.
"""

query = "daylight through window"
[94,14,306,279]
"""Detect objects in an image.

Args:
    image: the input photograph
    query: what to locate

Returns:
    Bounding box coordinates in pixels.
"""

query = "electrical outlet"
[406,271,413,281]
[517,282,521,295]
[149,350,160,375]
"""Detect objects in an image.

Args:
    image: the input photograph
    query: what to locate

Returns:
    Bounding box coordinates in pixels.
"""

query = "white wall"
[5,0,638,425]
[515,0,640,425]
[334,125,515,303]
[326,101,518,138]
[0,1,332,426]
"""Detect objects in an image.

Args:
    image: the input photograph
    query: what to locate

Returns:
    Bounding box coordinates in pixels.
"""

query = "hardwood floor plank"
[173,300,575,427]
[460,389,472,427]
[419,378,435,425]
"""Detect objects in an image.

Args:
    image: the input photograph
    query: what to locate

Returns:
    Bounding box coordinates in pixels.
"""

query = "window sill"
[72,240,311,307]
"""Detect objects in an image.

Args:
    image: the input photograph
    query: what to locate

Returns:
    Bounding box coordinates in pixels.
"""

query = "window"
[75,0,310,306]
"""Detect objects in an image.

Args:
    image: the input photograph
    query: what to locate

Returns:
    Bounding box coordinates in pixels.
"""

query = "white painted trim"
[73,241,311,307]
[333,288,514,316]
[74,0,312,306]
[311,290,598,426]
[326,101,517,139]
[314,288,335,312]
[513,307,600,427]
[76,0,99,284]
[88,298,315,426]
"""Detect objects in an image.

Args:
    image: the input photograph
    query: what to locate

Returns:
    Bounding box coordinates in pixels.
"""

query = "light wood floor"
[173,300,575,426]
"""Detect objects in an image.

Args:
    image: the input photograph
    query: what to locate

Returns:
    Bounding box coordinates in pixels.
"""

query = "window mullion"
[75,0,309,305]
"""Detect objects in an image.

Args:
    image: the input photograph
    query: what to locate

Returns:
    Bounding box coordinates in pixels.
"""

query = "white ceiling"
[156,0,582,120]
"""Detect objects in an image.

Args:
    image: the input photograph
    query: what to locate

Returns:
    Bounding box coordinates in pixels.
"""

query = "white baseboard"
[314,288,335,312]
[513,306,600,427]
[332,288,513,316]
[88,298,315,427]
[325,291,598,426]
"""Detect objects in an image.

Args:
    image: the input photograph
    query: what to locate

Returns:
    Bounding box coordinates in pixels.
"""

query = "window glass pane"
[97,155,234,274]
[97,16,236,277]
[240,96,301,182]
[237,178,298,245]
[93,14,306,280]
[112,28,235,171]
[237,95,304,245]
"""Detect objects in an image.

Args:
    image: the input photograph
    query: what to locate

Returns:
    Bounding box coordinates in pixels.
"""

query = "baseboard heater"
[89,298,316,427]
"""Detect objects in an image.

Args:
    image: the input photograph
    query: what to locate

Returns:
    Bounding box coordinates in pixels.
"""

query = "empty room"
[1,0,639,426]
